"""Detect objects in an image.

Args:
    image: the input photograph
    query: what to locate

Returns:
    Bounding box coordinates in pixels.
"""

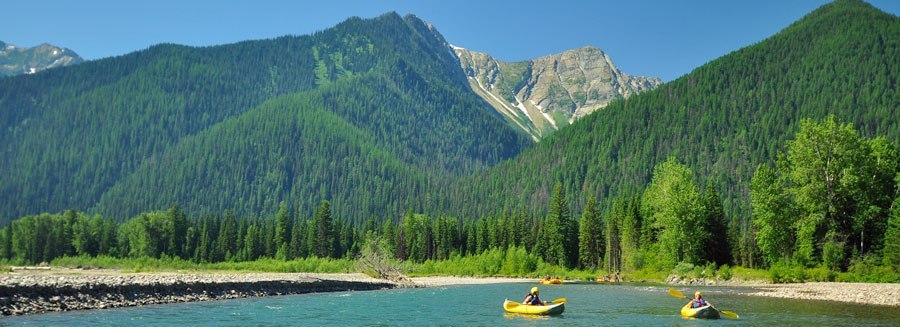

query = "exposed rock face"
[454,46,661,140]
[0,41,83,76]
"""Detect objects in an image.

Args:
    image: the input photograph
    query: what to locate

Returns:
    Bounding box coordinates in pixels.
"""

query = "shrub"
[717,264,732,280]
[672,262,696,277]
[821,237,846,271]
[770,261,807,283]
[840,256,900,282]
[804,266,836,282]
[701,262,717,279]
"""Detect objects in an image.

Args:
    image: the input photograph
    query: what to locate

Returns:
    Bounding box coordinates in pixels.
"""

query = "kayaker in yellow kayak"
[689,291,715,309]
[524,286,548,305]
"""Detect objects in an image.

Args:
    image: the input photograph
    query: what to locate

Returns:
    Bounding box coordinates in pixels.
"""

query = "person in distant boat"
[690,291,714,309]
[524,286,547,305]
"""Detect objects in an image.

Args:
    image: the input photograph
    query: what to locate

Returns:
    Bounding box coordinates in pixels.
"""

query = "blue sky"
[4,0,898,81]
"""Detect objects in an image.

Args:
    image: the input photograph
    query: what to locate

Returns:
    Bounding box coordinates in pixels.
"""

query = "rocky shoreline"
[0,270,400,316]
[664,275,900,306]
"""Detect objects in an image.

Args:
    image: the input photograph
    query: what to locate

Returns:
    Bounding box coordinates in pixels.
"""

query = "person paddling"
[690,291,715,309]
[524,286,547,305]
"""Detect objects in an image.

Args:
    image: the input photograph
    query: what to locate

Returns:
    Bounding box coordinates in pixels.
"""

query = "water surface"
[3,283,898,326]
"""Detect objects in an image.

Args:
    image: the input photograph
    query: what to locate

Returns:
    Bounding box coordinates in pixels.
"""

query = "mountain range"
[455,46,660,140]
[0,0,896,228]
[0,41,82,76]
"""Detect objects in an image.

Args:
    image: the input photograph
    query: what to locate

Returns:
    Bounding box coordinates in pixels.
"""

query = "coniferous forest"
[0,0,897,281]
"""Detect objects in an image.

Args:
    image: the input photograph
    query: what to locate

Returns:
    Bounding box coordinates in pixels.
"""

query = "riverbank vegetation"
[1,117,897,283]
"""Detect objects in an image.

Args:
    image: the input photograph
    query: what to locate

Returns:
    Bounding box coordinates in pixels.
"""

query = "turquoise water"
[3,283,898,326]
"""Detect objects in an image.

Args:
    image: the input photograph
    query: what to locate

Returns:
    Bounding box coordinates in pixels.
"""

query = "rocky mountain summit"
[454,46,661,140]
[0,41,83,76]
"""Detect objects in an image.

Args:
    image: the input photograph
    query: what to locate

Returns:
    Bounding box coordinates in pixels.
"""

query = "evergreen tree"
[578,196,603,269]
[701,181,732,265]
[312,201,335,258]
[275,201,291,250]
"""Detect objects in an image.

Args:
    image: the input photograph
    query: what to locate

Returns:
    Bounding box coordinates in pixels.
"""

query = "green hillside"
[441,0,898,226]
[0,13,530,223]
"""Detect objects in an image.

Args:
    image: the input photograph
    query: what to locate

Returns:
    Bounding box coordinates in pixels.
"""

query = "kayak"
[681,303,720,319]
[540,278,562,284]
[595,278,618,283]
[503,300,565,315]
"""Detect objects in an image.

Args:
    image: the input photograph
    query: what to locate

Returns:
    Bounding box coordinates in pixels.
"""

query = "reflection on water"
[3,283,898,326]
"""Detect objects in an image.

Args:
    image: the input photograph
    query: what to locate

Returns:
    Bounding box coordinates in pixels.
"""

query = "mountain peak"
[455,46,661,140]
[0,41,83,76]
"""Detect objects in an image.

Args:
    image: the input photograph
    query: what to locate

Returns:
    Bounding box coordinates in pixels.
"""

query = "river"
[3,283,898,326]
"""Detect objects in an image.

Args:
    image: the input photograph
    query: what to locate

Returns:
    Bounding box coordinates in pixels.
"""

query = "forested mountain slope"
[0,13,531,223]
[441,0,898,223]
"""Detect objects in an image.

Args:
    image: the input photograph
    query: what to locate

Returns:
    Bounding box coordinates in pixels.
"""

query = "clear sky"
[4,0,898,81]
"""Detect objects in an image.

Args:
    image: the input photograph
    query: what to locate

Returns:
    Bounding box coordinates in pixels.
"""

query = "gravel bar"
[0,270,400,316]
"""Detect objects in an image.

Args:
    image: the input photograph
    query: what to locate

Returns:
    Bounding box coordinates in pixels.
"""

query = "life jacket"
[525,293,542,305]
[691,298,707,308]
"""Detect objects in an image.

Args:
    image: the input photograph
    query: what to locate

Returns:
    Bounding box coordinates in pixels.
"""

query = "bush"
[672,262,696,277]
[839,256,900,282]
[701,262,717,279]
[804,266,836,282]
[770,261,807,283]
[821,238,846,271]
[717,264,732,280]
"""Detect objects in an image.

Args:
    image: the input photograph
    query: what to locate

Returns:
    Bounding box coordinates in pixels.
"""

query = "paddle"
[667,288,739,319]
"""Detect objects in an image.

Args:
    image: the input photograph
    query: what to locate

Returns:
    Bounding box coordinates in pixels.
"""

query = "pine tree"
[312,201,335,258]
[578,196,603,269]
[701,181,732,265]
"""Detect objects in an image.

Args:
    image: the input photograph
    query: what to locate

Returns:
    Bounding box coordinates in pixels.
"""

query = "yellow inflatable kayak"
[681,303,720,319]
[539,278,562,284]
[503,300,565,315]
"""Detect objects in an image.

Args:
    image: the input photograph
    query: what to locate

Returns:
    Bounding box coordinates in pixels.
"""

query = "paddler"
[524,286,547,305]
[690,291,715,309]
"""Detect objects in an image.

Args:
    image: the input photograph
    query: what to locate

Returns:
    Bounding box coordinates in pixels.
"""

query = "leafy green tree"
[781,117,864,265]
[641,157,706,268]
[750,164,794,266]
